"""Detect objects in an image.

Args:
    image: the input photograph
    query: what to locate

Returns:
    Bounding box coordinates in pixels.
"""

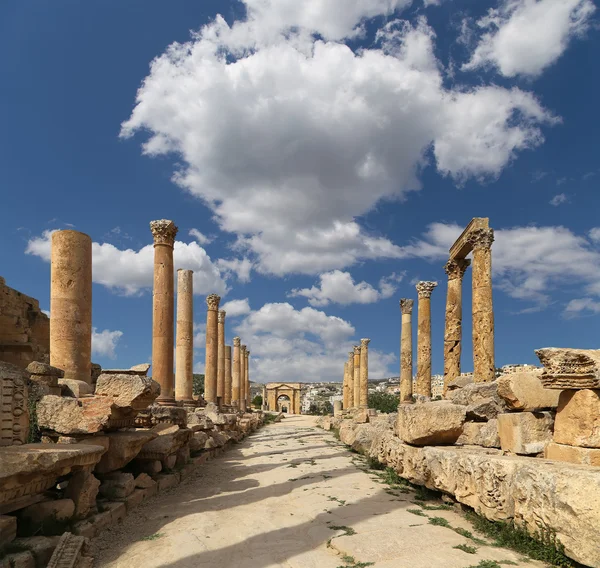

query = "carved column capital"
[218,310,226,324]
[444,258,471,280]
[233,337,241,346]
[206,294,221,311]
[150,219,178,247]
[246,351,250,357]
[399,298,414,314]
[241,344,247,351]
[416,281,438,299]
[348,351,354,359]
[360,338,370,348]
[353,345,361,355]
[468,228,494,251]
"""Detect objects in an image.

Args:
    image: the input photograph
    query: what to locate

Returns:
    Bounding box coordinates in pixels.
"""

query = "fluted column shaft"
[347,352,354,408]
[416,281,437,397]
[359,339,370,408]
[175,269,194,403]
[342,361,349,409]
[150,220,178,404]
[353,346,361,408]
[50,230,92,383]
[245,351,251,409]
[224,345,232,405]
[240,345,247,411]
[217,310,226,404]
[232,337,241,407]
[399,299,413,403]
[204,294,220,403]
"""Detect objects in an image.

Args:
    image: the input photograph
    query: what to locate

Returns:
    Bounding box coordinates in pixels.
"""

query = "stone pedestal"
[399,299,414,403]
[347,352,354,408]
[50,230,92,383]
[232,338,241,408]
[240,345,247,412]
[204,294,220,404]
[353,346,361,409]
[175,270,194,404]
[150,220,178,404]
[333,400,342,417]
[416,281,437,397]
[443,259,469,393]
[359,339,370,408]
[224,345,232,406]
[470,228,495,382]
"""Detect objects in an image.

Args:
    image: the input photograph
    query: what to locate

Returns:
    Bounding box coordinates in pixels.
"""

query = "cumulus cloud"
[289,270,402,306]
[221,298,251,317]
[120,6,556,277]
[588,227,600,242]
[193,322,206,348]
[25,230,228,296]
[92,327,123,359]
[463,0,596,77]
[189,228,212,245]
[550,193,568,206]
[216,257,253,282]
[564,298,600,317]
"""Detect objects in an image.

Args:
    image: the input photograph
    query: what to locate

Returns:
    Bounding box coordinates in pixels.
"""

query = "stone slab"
[554,389,600,448]
[545,441,600,466]
[0,515,17,547]
[396,401,466,446]
[535,347,600,389]
[497,411,554,455]
[497,370,560,411]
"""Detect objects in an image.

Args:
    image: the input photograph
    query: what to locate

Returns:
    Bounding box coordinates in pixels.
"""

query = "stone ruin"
[0,222,265,567]
[328,217,600,568]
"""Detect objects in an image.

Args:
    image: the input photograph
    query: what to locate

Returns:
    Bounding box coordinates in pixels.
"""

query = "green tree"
[192,374,205,397]
[252,395,263,408]
[368,391,399,414]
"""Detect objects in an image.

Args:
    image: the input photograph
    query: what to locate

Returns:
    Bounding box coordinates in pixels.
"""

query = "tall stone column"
[50,230,92,383]
[204,294,220,403]
[342,361,349,409]
[217,310,226,405]
[347,351,355,408]
[150,220,178,404]
[416,281,437,397]
[443,259,470,393]
[353,346,361,408]
[262,384,267,410]
[232,337,241,408]
[470,228,495,382]
[399,299,414,403]
[359,338,370,408]
[240,344,247,411]
[245,351,251,409]
[175,269,194,403]
[224,345,232,406]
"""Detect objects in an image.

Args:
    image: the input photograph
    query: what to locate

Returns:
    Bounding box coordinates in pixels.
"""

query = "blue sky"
[1,0,599,383]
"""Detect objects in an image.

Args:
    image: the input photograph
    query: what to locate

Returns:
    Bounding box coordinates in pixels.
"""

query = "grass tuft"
[140,533,164,541]
[454,544,478,554]
[428,516,451,528]
[407,508,427,517]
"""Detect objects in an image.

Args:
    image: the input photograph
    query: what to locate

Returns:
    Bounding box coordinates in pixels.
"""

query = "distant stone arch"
[266,383,301,414]
[277,394,291,413]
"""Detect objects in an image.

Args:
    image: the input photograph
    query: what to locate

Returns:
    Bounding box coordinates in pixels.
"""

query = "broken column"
[232,337,241,408]
[175,269,194,404]
[347,351,355,408]
[399,299,414,403]
[50,230,92,383]
[416,281,437,397]
[353,346,361,408]
[240,344,247,411]
[224,345,232,406]
[150,219,178,404]
[217,310,226,405]
[469,228,495,382]
[204,294,220,404]
[359,338,370,408]
[443,259,470,393]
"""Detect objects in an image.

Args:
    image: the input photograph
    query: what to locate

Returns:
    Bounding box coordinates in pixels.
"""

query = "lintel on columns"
[448,217,489,261]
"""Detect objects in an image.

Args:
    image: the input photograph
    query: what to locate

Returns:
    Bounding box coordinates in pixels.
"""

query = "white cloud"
[92,327,123,359]
[463,0,596,77]
[189,228,212,245]
[193,322,206,348]
[25,230,228,296]
[221,298,251,317]
[289,270,402,306]
[549,193,568,206]
[120,8,556,277]
[216,257,253,282]
[564,298,600,317]
[588,227,600,243]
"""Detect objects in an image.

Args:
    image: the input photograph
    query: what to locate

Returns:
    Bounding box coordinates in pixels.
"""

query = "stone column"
[240,344,247,411]
[416,281,437,397]
[359,338,370,408]
[245,351,251,409]
[470,228,495,382]
[353,346,361,408]
[224,345,232,406]
[232,337,241,408]
[399,299,414,403]
[347,351,355,408]
[443,259,470,394]
[204,294,220,403]
[150,220,178,404]
[217,310,226,405]
[50,230,92,383]
[342,361,349,409]
[262,384,267,410]
[175,269,194,404]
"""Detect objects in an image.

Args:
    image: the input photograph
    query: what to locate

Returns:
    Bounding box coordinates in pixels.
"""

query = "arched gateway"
[266,382,301,414]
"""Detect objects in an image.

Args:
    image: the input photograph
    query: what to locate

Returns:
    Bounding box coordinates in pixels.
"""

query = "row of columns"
[342,338,370,409]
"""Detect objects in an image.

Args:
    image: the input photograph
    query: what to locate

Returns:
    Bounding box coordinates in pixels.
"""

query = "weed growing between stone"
[140,533,164,541]
[407,508,427,517]
[454,544,478,554]
[336,554,374,568]
[428,516,451,528]
[417,502,452,511]
[328,525,356,536]
[327,496,347,506]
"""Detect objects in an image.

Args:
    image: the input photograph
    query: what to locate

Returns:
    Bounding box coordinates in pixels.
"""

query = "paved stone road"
[93,415,543,568]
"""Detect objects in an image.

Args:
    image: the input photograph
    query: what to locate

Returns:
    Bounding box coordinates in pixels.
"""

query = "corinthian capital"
[233,336,241,347]
[246,351,250,357]
[416,281,438,299]
[241,344,247,351]
[399,298,414,314]
[444,258,471,280]
[218,310,226,324]
[206,294,221,311]
[468,228,494,251]
[348,351,354,359]
[150,219,178,247]
[353,345,361,355]
[360,338,371,349]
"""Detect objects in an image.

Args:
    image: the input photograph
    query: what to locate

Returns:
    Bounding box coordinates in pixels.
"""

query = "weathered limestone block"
[95,430,157,474]
[466,398,502,421]
[47,532,91,568]
[190,431,209,453]
[497,370,560,410]
[554,389,600,448]
[18,499,75,536]
[457,420,500,448]
[0,444,104,512]
[26,362,64,378]
[396,401,466,446]
[90,363,102,384]
[0,362,30,446]
[136,425,191,462]
[129,363,151,375]
[52,435,109,456]
[135,460,162,475]
[99,472,135,500]
[133,473,155,489]
[94,373,160,411]
[0,515,17,547]
[445,374,473,392]
[11,536,61,567]
[448,380,506,409]
[135,404,187,428]
[497,411,554,455]
[187,412,214,430]
[535,347,600,389]
[65,471,100,518]
[59,379,94,398]
[545,441,600,467]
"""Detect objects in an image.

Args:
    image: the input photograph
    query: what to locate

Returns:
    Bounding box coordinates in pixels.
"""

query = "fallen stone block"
[448,380,507,414]
[457,419,500,448]
[190,431,209,453]
[0,515,17,547]
[497,370,560,411]
[187,413,214,431]
[465,398,503,421]
[65,471,100,519]
[58,379,94,398]
[103,501,126,524]
[396,401,466,446]
[497,411,554,455]
[136,425,192,462]
[1,550,35,568]
[157,473,180,492]
[535,347,600,389]
[11,536,61,567]
[133,473,155,489]
[130,363,151,375]
[554,389,600,448]
[47,532,91,568]
[135,405,187,428]
[135,460,162,475]
[0,362,30,446]
[94,430,157,474]
[99,472,135,500]
[122,488,145,511]
[52,435,110,456]
[545,441,600,467]
[18,499,75,536]
[94,373,160,411]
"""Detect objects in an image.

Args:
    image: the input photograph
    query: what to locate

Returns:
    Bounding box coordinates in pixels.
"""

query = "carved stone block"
[0,362,30,446]
[535,347,600,389]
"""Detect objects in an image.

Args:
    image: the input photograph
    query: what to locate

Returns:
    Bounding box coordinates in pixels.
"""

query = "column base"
[156,397,176,406]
